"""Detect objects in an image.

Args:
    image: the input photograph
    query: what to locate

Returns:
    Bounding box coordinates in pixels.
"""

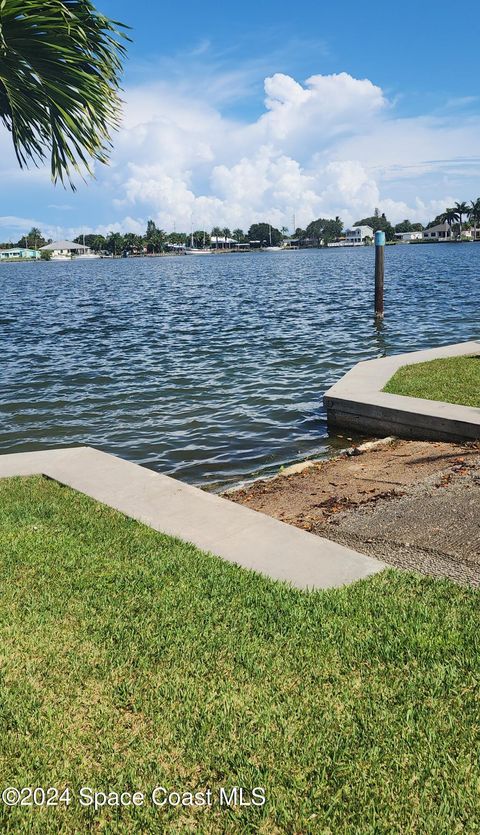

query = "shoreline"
[2,238,478,264]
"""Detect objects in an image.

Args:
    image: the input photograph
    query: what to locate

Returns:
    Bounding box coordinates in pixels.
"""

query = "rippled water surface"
[1,245,479,487]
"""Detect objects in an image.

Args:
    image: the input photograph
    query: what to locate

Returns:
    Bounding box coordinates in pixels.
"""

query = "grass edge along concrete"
[324,340,480,442]
[383,354,480,409]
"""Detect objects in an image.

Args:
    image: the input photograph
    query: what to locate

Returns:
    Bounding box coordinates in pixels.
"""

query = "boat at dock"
[73,252,101,260]
[185,230,212,254]
[263,225,286,251]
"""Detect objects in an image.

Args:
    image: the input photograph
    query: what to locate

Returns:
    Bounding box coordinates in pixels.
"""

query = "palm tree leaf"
[0,0,129,187]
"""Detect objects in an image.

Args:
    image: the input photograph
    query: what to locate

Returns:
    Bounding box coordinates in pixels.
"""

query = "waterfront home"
[40,240,90,259]
[0,247,40,260]
[423,222,452,240]
[345,225,374,244]
[210,235,238,249]
[395,231,423,242]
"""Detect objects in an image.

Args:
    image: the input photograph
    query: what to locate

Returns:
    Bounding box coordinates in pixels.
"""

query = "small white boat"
[73,252,101,260]
[72,232,101,259]
[185,230,212,254]
[263,225,285,251]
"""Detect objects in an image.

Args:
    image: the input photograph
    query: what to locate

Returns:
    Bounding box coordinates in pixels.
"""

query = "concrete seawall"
[324,341,480,442]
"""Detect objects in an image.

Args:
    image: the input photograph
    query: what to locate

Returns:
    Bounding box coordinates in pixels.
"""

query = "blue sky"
[1,0,479,241]
[102,0,478,117]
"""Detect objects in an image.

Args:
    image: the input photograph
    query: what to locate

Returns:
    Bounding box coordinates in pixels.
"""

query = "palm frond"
[0,0,129,188]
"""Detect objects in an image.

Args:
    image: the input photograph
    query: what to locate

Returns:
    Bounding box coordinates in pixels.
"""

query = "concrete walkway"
[0,446,384,590]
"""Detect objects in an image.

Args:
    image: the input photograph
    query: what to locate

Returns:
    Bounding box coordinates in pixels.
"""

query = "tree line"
[431,200,480,239]
[2,199,480,254]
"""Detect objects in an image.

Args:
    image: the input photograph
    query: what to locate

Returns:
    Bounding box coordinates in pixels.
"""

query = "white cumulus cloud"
[104,70,480,232]
[2,69,480,239]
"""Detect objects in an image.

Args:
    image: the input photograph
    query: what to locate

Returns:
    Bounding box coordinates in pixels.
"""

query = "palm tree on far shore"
[440,208,459,240]
[468,198,480,242]
[0,1,128,187]
[27,226,43,249]
[454,201,469,239]
[210,226,222,249]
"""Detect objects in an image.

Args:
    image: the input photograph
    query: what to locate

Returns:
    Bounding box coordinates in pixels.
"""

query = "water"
[0,245,479,488]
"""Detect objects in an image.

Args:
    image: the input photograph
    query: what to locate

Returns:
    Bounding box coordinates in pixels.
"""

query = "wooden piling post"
[374,230,385,318]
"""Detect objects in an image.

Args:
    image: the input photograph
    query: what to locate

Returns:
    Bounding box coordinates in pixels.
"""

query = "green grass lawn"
[383,355,480,408]
[1,476,479,834]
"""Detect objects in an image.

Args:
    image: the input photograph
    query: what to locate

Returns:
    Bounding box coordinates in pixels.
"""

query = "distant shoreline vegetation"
[2,200,480,256]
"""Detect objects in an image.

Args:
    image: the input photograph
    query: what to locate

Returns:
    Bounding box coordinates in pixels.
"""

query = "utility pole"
[374,231,385,318]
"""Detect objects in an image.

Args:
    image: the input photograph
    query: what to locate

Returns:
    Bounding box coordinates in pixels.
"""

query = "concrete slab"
[324,341,480,442]
[0,447,384,590]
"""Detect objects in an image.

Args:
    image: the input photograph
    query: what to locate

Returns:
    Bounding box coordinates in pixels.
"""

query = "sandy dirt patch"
[226,440,480,585]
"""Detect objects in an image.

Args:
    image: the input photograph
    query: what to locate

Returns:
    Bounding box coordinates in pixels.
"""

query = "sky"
[1,0,479,241]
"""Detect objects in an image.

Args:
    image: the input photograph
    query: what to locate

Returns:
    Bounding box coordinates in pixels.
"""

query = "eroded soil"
[226,440,480,585]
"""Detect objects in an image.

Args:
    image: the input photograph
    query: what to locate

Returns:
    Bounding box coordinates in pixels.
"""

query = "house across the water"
[210,235,238,249]
[0,247,40,260]
[422,223,452,240]
[395,231,423,242]
[344,226,374,245]
[40,240,90,259]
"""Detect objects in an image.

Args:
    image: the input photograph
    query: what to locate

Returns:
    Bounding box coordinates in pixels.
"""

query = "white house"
[210,235,237,248]
[422,223,452,240]
[395,231,423,242]
[40,240,90,259]
[345,226,374,244]
[0,247,40,260]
